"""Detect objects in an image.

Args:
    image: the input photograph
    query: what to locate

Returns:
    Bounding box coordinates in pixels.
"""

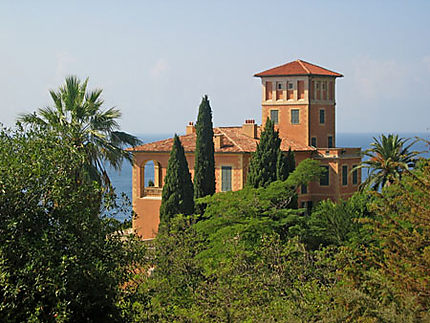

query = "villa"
[128,59,362,239]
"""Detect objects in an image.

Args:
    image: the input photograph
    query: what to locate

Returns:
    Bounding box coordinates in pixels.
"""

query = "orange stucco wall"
[215,154,246,192]
[262,104,309,146]
[132,151,251,238]
[295,149,362,205]
[309,104,335,148]
[132,197,161,239]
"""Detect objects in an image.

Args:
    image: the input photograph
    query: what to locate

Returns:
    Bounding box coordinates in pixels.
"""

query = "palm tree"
[19,76,141,189]
[355,134,420,191]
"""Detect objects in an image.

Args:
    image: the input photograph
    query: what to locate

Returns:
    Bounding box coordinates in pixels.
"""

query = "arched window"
[140,160,162,197]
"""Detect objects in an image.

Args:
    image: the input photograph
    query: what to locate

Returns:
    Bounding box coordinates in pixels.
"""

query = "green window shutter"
[291,109,299,124]
[270,110,279,124]
[320,165,329,186]
[319,109,325,124]
[221,166,232,191]
[352,165,358,185]
[342,165,348,186]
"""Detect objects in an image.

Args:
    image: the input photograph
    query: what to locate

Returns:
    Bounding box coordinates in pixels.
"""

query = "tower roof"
[254,59,343,78]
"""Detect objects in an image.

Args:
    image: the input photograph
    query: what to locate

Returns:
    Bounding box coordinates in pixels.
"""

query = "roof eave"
[254,73,343,78]
[129,149,253,154]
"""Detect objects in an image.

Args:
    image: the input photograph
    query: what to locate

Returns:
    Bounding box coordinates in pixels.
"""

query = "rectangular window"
[319,109,325,124]
[322,81,327,100]
[265,82,272,101]
[287,81,294,100]
[316,82,321,100]
[328,136,333,148]
[301,201,313,215]
[276,82,283,100]
[301,184,307,194]
[352,165,358,185]
[298,80,305,100]
[311,137,317,147]
[291,109,299,124]
[320,166,329,186]
[270,110,279,125]
[342,165,348,186]
[221,166,232,191]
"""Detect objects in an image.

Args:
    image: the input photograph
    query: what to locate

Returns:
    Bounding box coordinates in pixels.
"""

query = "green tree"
[19,76,141,189]
[195,158,325,259]
[306,191,374,249]
[286,147,296,173]
[0,125,140,322]
[126,159,340,322]
[247,117,282,188]
[160,135,194,225]
[355,134,419,190]
[369,161,430,314]
[277,147,296,181]
[193,95,215,211]
[338,161,430,321]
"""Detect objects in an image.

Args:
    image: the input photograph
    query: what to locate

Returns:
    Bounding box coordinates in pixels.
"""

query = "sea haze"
[107,132,430,221]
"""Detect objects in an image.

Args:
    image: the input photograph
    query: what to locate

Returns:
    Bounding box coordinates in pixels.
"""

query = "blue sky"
[1,1,429,135]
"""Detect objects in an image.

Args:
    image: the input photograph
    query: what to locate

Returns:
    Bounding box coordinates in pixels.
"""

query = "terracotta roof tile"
[254,59,343,78]
[128,126,314,154]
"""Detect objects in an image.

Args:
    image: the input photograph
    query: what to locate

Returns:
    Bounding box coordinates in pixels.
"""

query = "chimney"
[186,121,195,135]
[242,119,257,138]
[214,133,224,149]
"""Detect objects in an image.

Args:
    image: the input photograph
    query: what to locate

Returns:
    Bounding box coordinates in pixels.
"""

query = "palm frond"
[18,112,48,127]
[110,131,142,147]
[359,133,419,191]
[20,76,136,190]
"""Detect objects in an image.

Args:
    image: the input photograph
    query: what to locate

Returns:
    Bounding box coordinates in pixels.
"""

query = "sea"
[107,132,430,222]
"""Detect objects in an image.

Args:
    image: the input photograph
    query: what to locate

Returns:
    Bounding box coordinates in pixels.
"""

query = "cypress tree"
[277,147,296,181]
[194,95,215,200]
[247,117,282,188]
[286,147,296,174]
[160,135,194,225]
[276,150,288,181]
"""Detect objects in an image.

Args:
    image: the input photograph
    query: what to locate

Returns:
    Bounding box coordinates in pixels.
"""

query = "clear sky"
[1,0,429,135]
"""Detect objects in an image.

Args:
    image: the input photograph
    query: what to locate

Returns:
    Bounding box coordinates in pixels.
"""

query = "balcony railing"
[313,147,361,159]
[143,187,162,197]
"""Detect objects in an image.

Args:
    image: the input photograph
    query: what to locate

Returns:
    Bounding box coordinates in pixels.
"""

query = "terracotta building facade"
[129,60,362,239]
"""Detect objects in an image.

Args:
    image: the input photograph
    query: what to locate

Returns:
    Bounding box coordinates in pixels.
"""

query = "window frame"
[342,165,348,186]
[315,81,321,100]
[221,165,233,192]
[301,184,308,194]
[270,109,279,125]
[291,109,300,124]
[352,165,358,185]
[319,109,325,124]
[320,165,329,186]
[311,137,317,147]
